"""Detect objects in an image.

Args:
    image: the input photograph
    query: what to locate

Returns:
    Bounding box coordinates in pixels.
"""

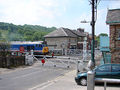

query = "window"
[112,65,120,72]
[31,46,34,50]
[39,44,42,47]
[96,65,111,72]
[69,39,70,42]
[36,44,38,47]
[117,28,120,40]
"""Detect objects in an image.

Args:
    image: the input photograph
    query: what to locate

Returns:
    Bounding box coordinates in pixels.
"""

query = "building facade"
[44,27,86,51]
[106,9,120,63]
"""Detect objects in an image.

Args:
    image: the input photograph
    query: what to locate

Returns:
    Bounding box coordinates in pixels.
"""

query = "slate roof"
[72,30,86,37]
[44,27,85,38]
[106,9,120,24]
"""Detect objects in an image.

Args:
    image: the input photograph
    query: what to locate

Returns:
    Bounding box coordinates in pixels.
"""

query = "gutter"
[106,21,120,24]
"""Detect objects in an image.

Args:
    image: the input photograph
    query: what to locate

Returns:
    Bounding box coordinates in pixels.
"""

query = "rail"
[95,78,120,90]
[43,56,79,68]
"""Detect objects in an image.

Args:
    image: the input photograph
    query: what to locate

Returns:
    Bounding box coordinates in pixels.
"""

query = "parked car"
[75,64,120,86]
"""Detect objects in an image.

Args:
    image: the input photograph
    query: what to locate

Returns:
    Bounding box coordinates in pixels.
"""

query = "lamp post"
[91,0,95,67]
[80,0,96,69]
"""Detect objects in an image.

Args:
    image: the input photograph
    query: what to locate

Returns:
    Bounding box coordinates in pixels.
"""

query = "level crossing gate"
[24,50,102,70]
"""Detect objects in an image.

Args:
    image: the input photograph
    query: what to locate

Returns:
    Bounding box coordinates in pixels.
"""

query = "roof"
[44,27,85,38]
[72,30,86,37]
[10,41,43,45]
[106,9,120,24]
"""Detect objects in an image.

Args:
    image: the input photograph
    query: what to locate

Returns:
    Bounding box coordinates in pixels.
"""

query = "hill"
[0,22,56,41]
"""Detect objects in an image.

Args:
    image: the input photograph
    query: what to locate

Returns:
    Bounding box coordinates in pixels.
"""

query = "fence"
[95,78,120,90]
[0,56,25,68]
[87,71,120,90]
[34,55,79,68]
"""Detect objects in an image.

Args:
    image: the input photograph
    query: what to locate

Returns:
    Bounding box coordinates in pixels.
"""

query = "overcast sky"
[0,0,120,35]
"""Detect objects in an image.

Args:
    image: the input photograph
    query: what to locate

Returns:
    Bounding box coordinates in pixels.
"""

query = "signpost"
[83,37,87,61]
[20,46,24,53]
[41,59,45,66]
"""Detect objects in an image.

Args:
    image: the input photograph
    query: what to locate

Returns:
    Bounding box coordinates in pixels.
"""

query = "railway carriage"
[10,41,49,55]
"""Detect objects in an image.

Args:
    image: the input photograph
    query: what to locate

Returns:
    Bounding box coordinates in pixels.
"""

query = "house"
[106,9,120,63]
[44,27,86,51]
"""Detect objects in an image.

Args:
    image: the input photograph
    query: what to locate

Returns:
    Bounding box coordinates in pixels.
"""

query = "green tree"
[0,22,56,41]
[95,33,108,46]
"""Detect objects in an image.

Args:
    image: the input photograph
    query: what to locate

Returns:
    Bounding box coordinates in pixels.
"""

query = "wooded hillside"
[0,22,56,41]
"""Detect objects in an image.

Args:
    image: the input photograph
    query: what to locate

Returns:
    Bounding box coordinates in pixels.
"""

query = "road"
[0,62,74,90]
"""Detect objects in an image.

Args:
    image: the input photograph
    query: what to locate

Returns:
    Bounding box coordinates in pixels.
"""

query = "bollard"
[42,63,44,66]
[31,50,34,56]
[87,71,95,90]
[104,81,106,90]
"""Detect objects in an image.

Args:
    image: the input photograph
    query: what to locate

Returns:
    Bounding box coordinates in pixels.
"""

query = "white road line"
[36,81,54,90]
[29,71,67,90]
[29,80,53,90]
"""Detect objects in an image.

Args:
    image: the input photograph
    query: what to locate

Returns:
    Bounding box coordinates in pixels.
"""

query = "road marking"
[29,70,70,90]
[29,80,54,90]
[36,81,54,90]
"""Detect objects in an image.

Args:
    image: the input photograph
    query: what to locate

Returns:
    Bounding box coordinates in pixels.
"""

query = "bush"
[0,41,10,57]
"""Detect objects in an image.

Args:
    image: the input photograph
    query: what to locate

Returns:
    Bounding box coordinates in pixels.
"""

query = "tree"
[99,33,108,37]
[95,33,108,46]
[0,22,56,41]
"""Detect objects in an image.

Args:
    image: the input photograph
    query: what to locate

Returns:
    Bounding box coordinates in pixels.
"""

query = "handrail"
[95,78,120,83]
[95,78,120,90]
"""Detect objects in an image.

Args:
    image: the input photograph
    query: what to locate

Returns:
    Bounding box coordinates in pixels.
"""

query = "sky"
[0,0,120,35]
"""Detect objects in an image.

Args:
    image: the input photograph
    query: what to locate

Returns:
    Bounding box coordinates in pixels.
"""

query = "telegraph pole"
[91,0,95,67]
[81,0,98,69]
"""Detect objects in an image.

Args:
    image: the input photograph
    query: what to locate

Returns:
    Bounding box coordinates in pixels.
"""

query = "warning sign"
[20,46,24,53]
[41,59,45,64]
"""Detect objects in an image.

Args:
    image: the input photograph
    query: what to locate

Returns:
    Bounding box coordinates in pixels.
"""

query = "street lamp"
[81,19,95,70]
[80,20,91,24]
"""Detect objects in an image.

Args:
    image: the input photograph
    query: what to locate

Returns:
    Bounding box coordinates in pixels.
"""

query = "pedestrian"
[52,52,54,58]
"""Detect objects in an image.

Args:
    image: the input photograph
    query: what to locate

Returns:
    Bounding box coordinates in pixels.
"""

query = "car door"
[95,64,111,78]
[111,64,120,79]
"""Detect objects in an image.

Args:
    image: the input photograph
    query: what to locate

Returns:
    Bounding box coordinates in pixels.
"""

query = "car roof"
[99,64,120,67]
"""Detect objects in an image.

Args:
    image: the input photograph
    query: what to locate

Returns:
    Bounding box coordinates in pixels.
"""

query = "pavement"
[0,62,120,90]
[30,70,120,90]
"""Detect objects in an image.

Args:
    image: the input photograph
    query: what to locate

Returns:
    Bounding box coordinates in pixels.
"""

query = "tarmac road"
[0,62,73,90]
[0,57,119,90]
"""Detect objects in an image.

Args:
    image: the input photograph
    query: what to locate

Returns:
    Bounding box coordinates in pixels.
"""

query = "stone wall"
[45,37,77,50]
[110,25,120,63]
[0,56,25,68]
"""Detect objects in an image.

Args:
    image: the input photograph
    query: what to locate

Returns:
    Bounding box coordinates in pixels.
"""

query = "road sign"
[41,59,45,64]
[20,46,24,53]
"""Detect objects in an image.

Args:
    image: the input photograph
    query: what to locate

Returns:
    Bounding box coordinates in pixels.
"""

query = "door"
[95,64,111,78]
[111,64,120,79]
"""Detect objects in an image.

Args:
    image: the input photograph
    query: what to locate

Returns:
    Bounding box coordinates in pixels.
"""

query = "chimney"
[77,28,84,32]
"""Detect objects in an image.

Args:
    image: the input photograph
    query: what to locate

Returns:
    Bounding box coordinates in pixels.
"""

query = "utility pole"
[91,0,95,67]
[81,0,98,69]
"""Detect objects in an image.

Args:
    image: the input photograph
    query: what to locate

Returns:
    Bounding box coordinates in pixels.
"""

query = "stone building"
[44,27,86,51]
[106,9,120,63]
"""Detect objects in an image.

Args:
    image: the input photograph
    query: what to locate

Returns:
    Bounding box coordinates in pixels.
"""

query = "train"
[10,41,49,55]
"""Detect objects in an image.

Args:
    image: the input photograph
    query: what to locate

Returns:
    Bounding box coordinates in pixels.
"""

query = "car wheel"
[80,78,87,86]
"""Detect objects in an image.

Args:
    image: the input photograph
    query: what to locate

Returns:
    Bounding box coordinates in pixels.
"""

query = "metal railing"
[42,56,78,68]
[95,78,120,90]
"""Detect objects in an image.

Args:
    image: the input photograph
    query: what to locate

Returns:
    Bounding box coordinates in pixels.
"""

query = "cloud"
[109,0,120,9]
[0,0,68,26]
[0,0,119,35]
